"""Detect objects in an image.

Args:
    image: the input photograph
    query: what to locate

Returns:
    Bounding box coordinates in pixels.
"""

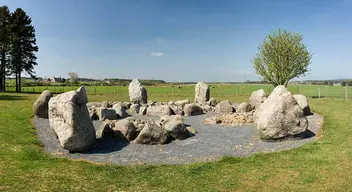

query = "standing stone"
[293,94,312,116]
[33,90,53,118]
[195,82,210,104]
[215,100,234,114]
[128,79,147,104]
[249,89,267,109]
[255,86,308,140]
[134,122,168,144]
[48,87,96,152]
[183,104,203,116]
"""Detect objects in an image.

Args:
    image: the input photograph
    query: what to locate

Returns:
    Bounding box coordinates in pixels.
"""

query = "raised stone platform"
[33,112,323,165]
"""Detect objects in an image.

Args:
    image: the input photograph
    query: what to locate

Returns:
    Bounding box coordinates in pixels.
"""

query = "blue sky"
[3,0,352,82]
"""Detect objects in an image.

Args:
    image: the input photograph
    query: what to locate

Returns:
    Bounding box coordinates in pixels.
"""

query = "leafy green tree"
[341,81,347,86]
[252,29,312,87]
[9,8,38,92]
[0,6,10,92]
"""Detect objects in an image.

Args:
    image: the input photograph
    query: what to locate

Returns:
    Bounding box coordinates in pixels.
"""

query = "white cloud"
[150,52,164,57]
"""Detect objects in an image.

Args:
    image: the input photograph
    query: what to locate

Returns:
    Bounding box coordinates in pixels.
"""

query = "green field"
[5,84,352,100]
[1,92,352,191]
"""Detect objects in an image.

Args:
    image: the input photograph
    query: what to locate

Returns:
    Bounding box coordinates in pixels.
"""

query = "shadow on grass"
[0,94,27,100]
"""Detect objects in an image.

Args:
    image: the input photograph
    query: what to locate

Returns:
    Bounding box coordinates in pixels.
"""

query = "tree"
[68,72,78,84]
[252,29,312,87]
[341,82,347,87]
[9,8,38,92]
[0,6,11,92]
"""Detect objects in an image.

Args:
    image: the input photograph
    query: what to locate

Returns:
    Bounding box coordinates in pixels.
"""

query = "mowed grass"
[1,93,352,191]
[6,83,352,100]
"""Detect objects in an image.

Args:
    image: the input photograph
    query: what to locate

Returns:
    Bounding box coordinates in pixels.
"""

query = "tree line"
[0,6,38,92]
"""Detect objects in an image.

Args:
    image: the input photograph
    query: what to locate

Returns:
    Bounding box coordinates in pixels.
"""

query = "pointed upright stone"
[194,82,210,105]
[128,79,147,104]
[48,86,96,152]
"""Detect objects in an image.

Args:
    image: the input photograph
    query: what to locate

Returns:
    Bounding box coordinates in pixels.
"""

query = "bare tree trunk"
[15,72,18,92]
[18,72,21,92]
[0,52,4,92]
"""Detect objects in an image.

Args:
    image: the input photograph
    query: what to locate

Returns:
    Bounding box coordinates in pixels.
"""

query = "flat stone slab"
[33,112,323,165]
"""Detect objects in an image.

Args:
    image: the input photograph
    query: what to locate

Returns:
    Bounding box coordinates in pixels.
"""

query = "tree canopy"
[252,29,312,87]
[0,6,38,92]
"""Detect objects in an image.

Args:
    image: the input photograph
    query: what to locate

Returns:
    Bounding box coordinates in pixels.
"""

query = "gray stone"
[128,79,147,104]
[170,105,184,116]
[48,87,96,152]
[207,97,217,107]
[164,115,188,140]
[215,100,234,114]
[255,85,308,140]
[90,111,99,120]
[293,94,312,116]
[33,90,53,118]
[96,121,113,139]
[183,104,203,116]
[112,119,137,141]
[112,103,128,118]
[174,99,190,107]
[146,105,173,116]
[249,89,267,109]
[139,106,148,115]
[236,102,253,113]
[98,107,117,121]
[134,122,168,144]
[129,104,141,114]
[195,82,210,104]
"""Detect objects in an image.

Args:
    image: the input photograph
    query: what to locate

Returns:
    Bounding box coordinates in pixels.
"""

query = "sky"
[2,0,352,82]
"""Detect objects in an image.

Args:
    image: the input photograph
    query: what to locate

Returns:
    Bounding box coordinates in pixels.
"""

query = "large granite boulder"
[194,82,210,104]
[146,105,173,117]
[293,94,312,116]
[48,86,96,152]
[255,85,308,140]
[163,115,188,140]
[128,79,147,104]
[134,122,168,144]
[112,119,137,141]
[249,89,267,109]
[183,104,204,116]
[33,90,53,118]
[215,100,234,114]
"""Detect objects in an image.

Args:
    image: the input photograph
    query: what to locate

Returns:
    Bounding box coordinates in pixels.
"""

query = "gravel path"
[33,113,323,165]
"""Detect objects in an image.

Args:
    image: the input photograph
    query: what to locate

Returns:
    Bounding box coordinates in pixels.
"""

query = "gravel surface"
[33,112,323,165]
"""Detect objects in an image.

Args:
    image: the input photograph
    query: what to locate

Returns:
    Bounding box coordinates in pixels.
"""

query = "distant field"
[5,84,352,100]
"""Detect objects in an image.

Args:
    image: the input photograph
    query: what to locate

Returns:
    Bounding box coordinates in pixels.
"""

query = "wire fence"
[5,84,352,100]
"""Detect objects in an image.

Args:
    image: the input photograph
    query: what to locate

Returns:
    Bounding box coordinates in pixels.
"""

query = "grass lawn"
[5,84,352,100]
[1,93,352,191]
